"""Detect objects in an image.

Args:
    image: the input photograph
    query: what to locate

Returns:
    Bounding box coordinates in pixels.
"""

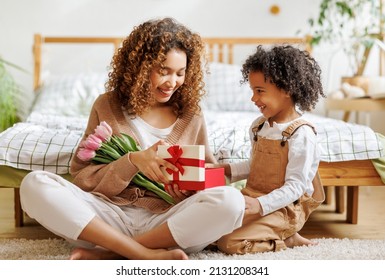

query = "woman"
[20,17,245,260]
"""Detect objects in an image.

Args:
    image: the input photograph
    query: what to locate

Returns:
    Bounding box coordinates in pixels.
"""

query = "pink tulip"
[83,134,102,150]
[77,148,96,162]
[94,121,113,142]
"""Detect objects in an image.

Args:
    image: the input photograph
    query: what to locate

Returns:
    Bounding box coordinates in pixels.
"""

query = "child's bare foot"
[284,233,317,248]
[69,247,188,260]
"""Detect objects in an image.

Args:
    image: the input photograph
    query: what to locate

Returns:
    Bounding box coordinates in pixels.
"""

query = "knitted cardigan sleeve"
[70,93,140,197]
[70,92,217,201]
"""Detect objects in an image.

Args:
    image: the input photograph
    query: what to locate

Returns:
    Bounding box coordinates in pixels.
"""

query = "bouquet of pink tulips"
[77,121,175,205]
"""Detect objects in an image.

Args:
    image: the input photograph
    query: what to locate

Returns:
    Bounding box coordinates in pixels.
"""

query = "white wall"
[0,0,321,85]
[1,0,384,133]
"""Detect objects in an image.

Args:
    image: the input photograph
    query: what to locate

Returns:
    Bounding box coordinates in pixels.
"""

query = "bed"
[0,34,384,227]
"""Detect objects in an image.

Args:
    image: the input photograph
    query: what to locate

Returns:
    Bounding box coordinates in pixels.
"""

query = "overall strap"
[281,119,317,146]
[251,117,267,142]
[252,118,317,144]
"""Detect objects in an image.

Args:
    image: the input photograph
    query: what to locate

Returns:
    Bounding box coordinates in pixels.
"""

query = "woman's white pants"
[20,170,245,254]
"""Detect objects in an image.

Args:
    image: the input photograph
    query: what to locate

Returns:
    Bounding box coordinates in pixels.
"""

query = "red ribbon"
[164,145,205,181]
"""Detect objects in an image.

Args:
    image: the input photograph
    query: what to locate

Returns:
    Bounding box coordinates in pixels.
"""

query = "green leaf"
[121,133,140,151]
[0,62,22,131]
[92,156,113,164]
[336,2,354,18]
[310,36,322,46]
[139,172,166,191]
[99,143,122,160]
[111,135,129,154]
[0,58,29,74]
[133,173,175,205]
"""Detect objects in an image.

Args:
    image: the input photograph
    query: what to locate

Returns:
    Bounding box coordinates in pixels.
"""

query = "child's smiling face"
[248,71,298,124]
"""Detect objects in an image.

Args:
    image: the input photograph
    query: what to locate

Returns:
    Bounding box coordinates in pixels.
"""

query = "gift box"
[158,145,225,190]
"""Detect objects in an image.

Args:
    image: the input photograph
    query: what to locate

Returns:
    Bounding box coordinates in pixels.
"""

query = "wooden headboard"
[33,34,122,90]
[203,37,311,64]
[32,34,311,90]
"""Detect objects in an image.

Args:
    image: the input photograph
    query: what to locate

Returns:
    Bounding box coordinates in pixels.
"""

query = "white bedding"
[0,64,384,175]
[205,110,384,163]
[31,72,107,117]
[0,110,383,175]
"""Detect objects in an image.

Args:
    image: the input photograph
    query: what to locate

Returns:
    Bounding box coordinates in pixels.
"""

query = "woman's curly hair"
[241,45,325,112]
[106,17,206,116]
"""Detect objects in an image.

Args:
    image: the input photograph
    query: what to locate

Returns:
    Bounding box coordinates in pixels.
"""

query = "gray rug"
[1,238,385,260]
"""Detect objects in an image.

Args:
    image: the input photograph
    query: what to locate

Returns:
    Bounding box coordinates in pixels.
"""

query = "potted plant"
[306,0,383,77]
[0,57,27,132]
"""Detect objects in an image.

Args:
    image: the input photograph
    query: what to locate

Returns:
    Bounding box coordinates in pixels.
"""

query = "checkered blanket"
[0,111,383,175]
[205,110,384,164]
[0,113,85,174]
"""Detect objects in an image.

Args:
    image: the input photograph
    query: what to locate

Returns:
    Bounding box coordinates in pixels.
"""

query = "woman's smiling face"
[150,48,187,104]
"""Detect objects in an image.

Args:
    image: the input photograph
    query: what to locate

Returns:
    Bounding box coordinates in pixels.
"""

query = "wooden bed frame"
[2,34,384,227]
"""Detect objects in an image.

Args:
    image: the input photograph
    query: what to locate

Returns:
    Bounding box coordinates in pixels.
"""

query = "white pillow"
[202,62,257,112]
[31,72,107,117]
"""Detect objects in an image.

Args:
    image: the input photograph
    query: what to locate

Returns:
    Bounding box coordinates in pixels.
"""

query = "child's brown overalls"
[217,118,325,254]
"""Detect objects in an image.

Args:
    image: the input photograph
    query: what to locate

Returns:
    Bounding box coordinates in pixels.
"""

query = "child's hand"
[165,183,195,203]
[205,163,216,168]
[205,163,231,178]
[244,195,263,216]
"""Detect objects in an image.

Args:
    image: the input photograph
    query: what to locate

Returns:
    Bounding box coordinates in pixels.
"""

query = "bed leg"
[14,188,24,227]
[323,186,333,205]
[346,186,359,224]
[335,186,345,214]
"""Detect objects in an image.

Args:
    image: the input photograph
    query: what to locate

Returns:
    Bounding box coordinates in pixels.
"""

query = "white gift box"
[157,145,205,181]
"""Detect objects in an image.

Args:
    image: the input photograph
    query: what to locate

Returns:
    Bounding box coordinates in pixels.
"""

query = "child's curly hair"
[241,45,325,112]
[106,17,206,116]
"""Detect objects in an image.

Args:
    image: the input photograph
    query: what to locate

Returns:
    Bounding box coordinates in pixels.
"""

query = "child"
[20,17,245,260]
[216,45,326,254]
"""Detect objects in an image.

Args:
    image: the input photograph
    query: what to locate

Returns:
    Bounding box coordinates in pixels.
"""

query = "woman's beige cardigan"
[70,92,216,213]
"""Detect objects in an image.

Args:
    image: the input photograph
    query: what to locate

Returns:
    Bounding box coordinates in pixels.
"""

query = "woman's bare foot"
[69,247,188,260]
[70,247,124,260]
[284,233,317,248]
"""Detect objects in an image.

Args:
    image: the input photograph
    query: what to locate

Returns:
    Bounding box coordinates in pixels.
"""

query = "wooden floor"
[1,186,385,240]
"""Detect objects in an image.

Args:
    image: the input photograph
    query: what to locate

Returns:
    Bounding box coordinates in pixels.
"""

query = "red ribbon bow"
[164,145,205,181]
[165,145,185,176]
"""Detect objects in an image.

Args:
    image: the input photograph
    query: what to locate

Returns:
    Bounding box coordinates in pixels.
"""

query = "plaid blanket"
[205,111,384,164]
[0,113,84,174]
[0,112,383,175]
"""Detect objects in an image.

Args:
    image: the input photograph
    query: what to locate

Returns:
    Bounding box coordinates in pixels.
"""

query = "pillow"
[31,72,108,117]
[202,62,257,112]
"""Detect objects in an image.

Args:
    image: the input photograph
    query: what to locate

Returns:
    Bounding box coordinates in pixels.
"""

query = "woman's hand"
[165,183,196,204]
[129,140,178,185]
